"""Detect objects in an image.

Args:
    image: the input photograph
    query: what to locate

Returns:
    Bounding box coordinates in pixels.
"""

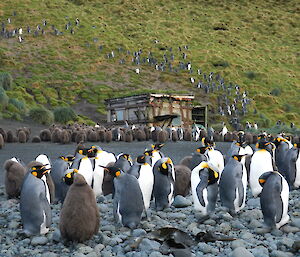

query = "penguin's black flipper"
[237,182,244,208]
[196,183,206,207]
[274,180,283,224]
[39,192,51,227]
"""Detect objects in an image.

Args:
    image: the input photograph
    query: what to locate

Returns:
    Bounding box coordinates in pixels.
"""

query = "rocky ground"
[0,185,299,257]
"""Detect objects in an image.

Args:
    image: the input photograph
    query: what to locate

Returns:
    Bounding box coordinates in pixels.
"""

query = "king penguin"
[191,162,219,216]
[249,141,277,197]
[110,167,144,229]
[20,164,52,235]
[60,173,99,242]
[273,137,292,178]
[259,171,289,229]
[286,143,300,189]
[153,157,175,211]
[128,155,153,211]
[219,154,247,215]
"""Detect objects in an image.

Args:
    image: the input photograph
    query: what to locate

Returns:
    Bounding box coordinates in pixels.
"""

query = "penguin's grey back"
[113,173,144,229]
[20,174,51,235]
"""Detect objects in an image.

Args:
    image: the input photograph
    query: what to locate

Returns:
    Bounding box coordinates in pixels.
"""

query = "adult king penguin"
[219,154,247,215]
[110,167,144,229]
[191,162,219,216]
[20,164,52,236]
[259,171,289,229]
[153,157,175,210]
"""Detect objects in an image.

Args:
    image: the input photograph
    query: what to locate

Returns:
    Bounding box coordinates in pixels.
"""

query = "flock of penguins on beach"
[2,124,300,244]
[1,11,252,122]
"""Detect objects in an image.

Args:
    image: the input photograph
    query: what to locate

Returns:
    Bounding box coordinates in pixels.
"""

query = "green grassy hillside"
[0,0,299,127]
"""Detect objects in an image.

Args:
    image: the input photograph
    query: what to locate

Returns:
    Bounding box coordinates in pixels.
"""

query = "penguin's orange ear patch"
[234,156,238,161]
[259,179,266,184]
[166,158,172,164]
[116,171,121,177]
[32,171,38,177]
[79,150,83,154]
[32,167,36,170]
[73,169,78,173]
[161,163,167,169]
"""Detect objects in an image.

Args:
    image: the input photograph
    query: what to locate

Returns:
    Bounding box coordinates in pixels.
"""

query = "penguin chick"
[259,171,289,229]
[111,167,144,229]
[4,159,26,199]
[20,164,52,236]
[153,157,176,210]
[60,173,100,242]
[174,165,191,197]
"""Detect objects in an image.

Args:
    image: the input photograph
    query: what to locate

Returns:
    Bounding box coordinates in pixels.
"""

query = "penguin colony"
[2,131,300,243]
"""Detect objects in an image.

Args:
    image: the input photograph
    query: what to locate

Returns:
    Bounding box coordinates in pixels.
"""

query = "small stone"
[31,236,48,246]
[94,244,105,255]
[291,218,300,228]
[270,250,294,257]
[101,225,116,232]
[86,252,98,257]
[248,219,263,229]
[231,247,254,257]
[281,225,300,233]
[132,229,147,237]
[254,227,272,235]
[172,195,192,208]
[78,246,93,254]
[231,240,245,249]
[149,251,164,257]
[72,253,85,257]
[250,246,269,257]
[8,220,19,229]
[42,252,58,257]
[221,213,234,221]
[139,238,160,251]
[169,213,186,219]
[279,237,294,248]
[231,220,245,229]
[204,219,216,226]
[219,223,231,233]
[271,229,283,237]
[197,242,213,253]
[241,232,254,240]
[52,229,61,242]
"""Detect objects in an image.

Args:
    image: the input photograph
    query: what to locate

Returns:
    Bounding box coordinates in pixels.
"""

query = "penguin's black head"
[158,158,172,175]
[101,166,123,178]
[199,137,214,148]
[137,155,146,164]
[60,155,75,162]
[120,153,132,162]
[258,171,274,186]
[196,146,208,154]
[151,143,164,150]
[31,165,50,179]
[237,131,246,146]
[232,154,246,162]
[144,149,153,157]
[63,169,78,185]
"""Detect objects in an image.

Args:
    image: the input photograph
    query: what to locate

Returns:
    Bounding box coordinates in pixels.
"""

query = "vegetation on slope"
[0,0,299,127]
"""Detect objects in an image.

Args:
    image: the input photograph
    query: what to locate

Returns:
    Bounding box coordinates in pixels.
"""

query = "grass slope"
[0,0,299,126]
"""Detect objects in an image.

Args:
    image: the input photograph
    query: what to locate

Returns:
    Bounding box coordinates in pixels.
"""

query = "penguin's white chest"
[250,151,273,197]
[138,165,154,210]
[207,150,224,176]
[41,177,50,204]
[276,176,289,228]
[78,158,93,186]
[92,160,104,197]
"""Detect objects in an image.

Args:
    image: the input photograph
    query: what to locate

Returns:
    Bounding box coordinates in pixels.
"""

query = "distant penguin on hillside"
[20,164,52,236]
[249,141,277,197]
[60,173,99,242]
[110,167,144,229]
[219,154,247,215]
[286,143,300,189]
[259,171,290,229]
[191,162,219,216]
[4,159,26,199]
[153,157,175,210]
